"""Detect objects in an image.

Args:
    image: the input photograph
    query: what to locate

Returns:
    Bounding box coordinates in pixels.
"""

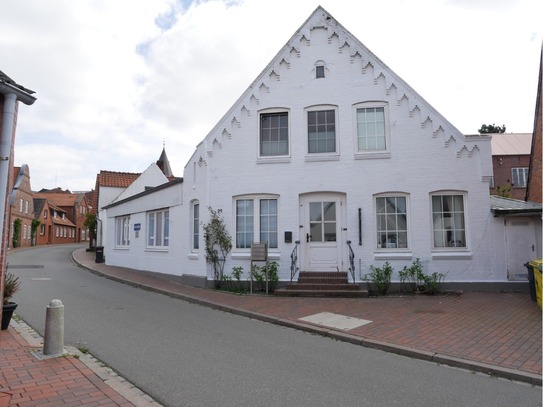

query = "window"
[260,112,288,156]
[147,209,169,248]
[40,224,45,235]
[308,109,336,153]
[432,194,466,248]
[192,202,200,250]
[25,200,29,214]
[235,196,278,249]
[512,167,529,188]
[44,210,48,219]
[236,199,254,249]
[19,199,23,212]
[376,196,408,249]
[115,215,130,247]
[316,65,325,78]
[357,106,386,151]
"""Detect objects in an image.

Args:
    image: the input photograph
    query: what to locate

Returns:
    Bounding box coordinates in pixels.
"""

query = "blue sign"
[134,223,141,231]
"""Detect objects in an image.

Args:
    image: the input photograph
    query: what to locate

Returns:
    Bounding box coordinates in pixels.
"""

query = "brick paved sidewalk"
[0,319,161,407]
[72,248,542,385]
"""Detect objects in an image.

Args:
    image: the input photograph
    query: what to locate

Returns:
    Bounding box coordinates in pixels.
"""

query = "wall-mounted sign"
[134,223,141,231]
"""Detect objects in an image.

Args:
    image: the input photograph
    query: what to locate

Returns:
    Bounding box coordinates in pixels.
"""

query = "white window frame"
[305,105,339,158]
[374,193,410,251]
[511,167,529,188]
[233,195,279,252]
[147,209,169,250]
[354,101,391,159]
[430,192,468,250]
[258,108,290,159]
[191,201,200,252]
[40,224,45,236]
[115,215,130,248]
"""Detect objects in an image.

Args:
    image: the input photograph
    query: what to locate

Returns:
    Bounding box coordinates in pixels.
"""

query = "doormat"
[299,312,372,330]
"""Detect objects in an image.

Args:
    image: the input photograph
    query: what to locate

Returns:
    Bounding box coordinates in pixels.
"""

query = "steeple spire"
[156,143,174,178]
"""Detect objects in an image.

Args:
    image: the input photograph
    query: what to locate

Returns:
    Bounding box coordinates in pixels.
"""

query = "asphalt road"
[8,245,542,407]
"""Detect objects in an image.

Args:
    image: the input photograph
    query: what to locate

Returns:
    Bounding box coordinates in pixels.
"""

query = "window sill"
[187,252,199,260]
[354,151,391,160]
[114,246,130,250]
[305,155,340,162]
[231,251,281,260]
[256,156,291,164]
[374,251,412,260]
[431,251,472,259]
[145,247,169,253]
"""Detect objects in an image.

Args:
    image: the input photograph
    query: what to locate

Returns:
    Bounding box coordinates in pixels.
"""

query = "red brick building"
[526,48,542,204]
[490,133,532,200]
[34,189,91,243]
[8,165,35,248]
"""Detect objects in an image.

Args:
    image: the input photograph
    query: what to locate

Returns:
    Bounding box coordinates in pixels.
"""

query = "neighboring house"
[34,188,91,243]
[32,197,77,245]
[8,165,35,248]
[490,133,532,200]
[98,7,543,291]
[93,149,176,250]
[526,46,542,204]
[0,69,36,305]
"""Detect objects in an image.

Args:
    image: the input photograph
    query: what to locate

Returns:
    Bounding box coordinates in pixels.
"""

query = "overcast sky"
[1,0,541,192]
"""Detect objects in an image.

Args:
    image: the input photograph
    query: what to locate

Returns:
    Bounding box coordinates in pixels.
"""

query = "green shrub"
[364,262,393,295]
[399,258,445,294]
[251,261,279,293]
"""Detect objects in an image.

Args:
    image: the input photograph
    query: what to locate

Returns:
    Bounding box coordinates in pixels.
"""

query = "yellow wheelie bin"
[528,259,542,308]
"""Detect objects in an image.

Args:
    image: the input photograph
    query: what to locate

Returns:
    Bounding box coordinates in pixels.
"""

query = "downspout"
[0,93,18,250]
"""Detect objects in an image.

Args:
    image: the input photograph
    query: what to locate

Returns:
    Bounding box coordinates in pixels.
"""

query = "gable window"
[431,193,466,248]
[115,215,130,247]
[192,201,200,251]
[512,167,529,188]
[307,109,336,154]
[147,209,169,249]
[260,111,289,156]
[376,195,408,249]
[235,196,278,249]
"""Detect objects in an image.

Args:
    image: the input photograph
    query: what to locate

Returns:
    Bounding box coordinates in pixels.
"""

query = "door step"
[275,271,368,298]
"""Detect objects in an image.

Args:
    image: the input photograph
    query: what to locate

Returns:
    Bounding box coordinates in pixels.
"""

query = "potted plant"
[2,271,21,330]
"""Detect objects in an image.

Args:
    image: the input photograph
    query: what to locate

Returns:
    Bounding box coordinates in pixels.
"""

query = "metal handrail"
[290,240,300,282]
[347,240,356,284]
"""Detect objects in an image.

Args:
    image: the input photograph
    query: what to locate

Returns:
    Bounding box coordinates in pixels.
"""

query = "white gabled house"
[101,6,541,291]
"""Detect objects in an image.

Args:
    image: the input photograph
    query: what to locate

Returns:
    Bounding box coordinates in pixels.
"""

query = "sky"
[1,0,542,193]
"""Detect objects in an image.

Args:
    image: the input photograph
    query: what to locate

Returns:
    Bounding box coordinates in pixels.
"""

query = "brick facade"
[526,50,542,203]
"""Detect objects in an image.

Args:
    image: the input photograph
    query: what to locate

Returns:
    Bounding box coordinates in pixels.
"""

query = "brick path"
[0,325,135,407]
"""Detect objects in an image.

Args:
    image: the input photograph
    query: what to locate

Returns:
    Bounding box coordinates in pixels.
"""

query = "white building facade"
[102,7,539,290]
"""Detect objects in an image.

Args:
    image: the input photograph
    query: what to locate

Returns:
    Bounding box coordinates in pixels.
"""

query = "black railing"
[346,240,356,284]
[290,240,300,282]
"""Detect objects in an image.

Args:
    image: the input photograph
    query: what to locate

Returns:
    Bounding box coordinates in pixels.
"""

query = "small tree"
[478,123,506,134]
[84,212,97,249]
[12,218,21,248]
[202,207,232,287]
[31,219,41,246]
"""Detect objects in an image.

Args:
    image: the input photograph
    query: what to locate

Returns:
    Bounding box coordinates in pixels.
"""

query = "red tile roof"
[95,171,140,188]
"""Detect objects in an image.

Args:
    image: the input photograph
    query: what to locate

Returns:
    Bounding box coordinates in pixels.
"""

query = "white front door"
[300,193,346,272]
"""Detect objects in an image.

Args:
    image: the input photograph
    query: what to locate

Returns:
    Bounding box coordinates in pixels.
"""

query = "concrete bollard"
[43,299,65,356]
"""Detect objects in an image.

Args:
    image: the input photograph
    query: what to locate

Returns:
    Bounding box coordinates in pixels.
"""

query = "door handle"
[306,233,311,243]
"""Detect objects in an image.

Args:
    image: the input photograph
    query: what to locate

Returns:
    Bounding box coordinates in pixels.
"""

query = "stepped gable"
[201,5,486,160]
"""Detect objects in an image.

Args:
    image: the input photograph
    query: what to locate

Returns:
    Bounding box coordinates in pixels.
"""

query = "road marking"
[299,312,372,330]
[30,278,52,281]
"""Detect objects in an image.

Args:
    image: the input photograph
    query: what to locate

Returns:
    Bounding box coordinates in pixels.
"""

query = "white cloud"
[1,0,541,191]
